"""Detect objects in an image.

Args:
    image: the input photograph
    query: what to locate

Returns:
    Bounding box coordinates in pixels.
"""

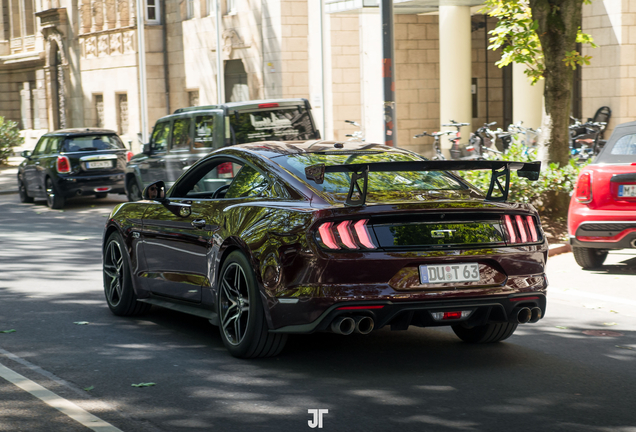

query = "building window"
[146,0,160,24]
[225,60,248,102]
[117,93,128,135]
[95,94,104,128]
[226,0,236,14]
[186,0,194,19]
[188,90,199,107]
[205,0,213,16]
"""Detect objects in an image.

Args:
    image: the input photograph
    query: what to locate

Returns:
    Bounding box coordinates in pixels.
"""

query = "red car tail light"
[317,219,377,250]
[504,214,541,245]
[353,219,376,249]
[258,103,279,108]
[126,151,134,162]
[57,156,71,174]
[575,172,592,203]
[336,221,358,249]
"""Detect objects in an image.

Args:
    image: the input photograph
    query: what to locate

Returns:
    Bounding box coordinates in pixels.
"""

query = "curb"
[0,189,18,195]
[548,243,571,257]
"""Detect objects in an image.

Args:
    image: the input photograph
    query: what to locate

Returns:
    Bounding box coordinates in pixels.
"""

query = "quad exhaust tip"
[331,316,355,335]
[354,316,374,335]
[517,307,532,324]
[529,307,542,323]
[630,239,636,248]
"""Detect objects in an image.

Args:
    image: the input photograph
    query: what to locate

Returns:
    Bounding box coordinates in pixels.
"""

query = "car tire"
[103,231,151,316]
[217,251,287,358]
[45,177,65,209]
[95,192,108,199]
[572,246,608,269]
[452,322,518,343]
[18,177,34,203]
[126,177,142,202]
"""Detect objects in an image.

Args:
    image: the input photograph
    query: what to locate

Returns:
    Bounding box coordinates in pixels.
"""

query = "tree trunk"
[529,0,583,168]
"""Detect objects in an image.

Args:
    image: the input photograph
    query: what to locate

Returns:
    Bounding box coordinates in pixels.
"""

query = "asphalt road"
[1,193,635,432]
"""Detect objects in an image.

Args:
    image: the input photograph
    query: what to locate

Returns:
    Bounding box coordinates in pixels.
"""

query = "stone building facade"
[1,0,635,157]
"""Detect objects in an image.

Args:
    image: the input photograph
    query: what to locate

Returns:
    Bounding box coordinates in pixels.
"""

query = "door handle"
[191,219,206,229]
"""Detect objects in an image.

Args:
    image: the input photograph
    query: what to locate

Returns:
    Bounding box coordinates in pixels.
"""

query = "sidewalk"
[0,156,21,195]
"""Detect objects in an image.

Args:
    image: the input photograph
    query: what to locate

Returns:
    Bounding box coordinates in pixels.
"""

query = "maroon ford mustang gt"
[102,141,547,358]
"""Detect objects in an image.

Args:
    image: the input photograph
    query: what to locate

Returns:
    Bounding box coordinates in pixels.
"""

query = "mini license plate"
[618,184,636,197]
[87,160,112,169]
[420,263,480,284]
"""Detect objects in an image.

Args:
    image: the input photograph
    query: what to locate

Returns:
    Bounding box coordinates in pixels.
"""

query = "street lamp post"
[135,0,148,144]
[380,0,396,147]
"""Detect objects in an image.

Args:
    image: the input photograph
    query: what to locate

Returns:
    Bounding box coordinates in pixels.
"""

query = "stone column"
[118,0,130,27]
[105,0,116,29]
[438,5,472,154]
[20,82,33,130]
[512,62,544,130]
[79,0,92,33]
[359,13,383,144]
[92,0,104,32]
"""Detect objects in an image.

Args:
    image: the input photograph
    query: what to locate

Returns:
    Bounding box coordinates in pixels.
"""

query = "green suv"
[124,98,320,200]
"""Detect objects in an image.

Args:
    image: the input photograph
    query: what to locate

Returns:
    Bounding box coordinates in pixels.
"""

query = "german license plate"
[87,160,112,169]
[420,263,480,284]
[618,184,636,197]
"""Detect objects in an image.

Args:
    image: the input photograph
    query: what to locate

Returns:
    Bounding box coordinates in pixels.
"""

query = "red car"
[568,121,636,268]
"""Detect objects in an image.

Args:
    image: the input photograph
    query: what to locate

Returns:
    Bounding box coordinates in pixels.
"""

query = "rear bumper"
[570,221,636,249]
[58,173,126,197]
[270,291,547,334]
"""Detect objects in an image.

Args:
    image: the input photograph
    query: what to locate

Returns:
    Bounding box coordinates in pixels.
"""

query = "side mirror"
[142,143,152,155]
[142,180,167,201]
[21,150,32,159]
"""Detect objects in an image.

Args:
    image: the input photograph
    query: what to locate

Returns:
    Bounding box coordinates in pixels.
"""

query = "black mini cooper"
[18,129,132,209]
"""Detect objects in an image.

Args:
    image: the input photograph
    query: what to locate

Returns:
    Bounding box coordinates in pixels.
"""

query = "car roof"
[168,98,309,116]
[230,140,416,159]
[45,128,119,136]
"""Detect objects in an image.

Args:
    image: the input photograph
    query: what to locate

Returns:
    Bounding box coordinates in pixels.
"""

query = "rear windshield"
[274,151,466,202]
[596,132,636,163]
[61,135,125,152]
[229,106,318,144]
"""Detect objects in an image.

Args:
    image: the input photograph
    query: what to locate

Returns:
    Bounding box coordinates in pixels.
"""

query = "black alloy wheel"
[103,231,150,316]
[45,177,65,209]
[18,177,34,203]
[452,322,518,343]
[126,178,142,202]
[217,251,287,358]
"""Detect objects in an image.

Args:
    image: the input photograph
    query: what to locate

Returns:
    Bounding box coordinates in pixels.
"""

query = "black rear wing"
[304,160,541,206]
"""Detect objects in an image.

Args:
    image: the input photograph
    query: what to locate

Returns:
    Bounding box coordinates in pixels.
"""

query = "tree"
[485,0,595,215]
[0,116,23,165]
[486,0,596,165]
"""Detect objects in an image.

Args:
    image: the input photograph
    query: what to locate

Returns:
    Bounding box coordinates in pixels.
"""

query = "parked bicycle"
[413,130,453,160]
[441,120,471,159]
[569,116,607,163]
[468,122,505,158]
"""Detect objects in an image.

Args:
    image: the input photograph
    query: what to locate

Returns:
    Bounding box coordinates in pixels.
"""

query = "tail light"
[126,151,134,162]
[258,103,279,108]
[503,215,541,244]
[575,172,592,203]
[217,162,234,178]
[56,156,71,174]
[316,219,377,250]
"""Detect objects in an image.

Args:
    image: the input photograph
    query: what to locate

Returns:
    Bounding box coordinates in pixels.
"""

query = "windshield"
[61,135,125,152]
[274,151,467,202]
[229,106,318,144]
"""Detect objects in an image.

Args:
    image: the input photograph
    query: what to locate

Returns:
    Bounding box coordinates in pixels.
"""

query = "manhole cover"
[582,330,623,337]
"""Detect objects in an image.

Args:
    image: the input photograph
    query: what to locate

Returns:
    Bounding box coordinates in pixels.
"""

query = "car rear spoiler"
[305,160,541,206]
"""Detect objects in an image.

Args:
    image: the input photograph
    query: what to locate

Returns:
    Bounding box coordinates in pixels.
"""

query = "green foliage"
[0,116,23,165]
[483,0,596,83]
[460,140,584,212]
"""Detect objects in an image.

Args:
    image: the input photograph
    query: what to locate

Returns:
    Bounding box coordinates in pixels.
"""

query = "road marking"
[0,362,123,432]
[553,288,636,307]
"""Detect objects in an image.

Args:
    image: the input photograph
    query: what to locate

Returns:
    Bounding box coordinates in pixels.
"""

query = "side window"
[170,118,192,151]
[150,121,170,152]
[172,160,241,198]
[32,137,49,156]
[194,115,214,148]
[46,137,62,154]
[224,165,270,199]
